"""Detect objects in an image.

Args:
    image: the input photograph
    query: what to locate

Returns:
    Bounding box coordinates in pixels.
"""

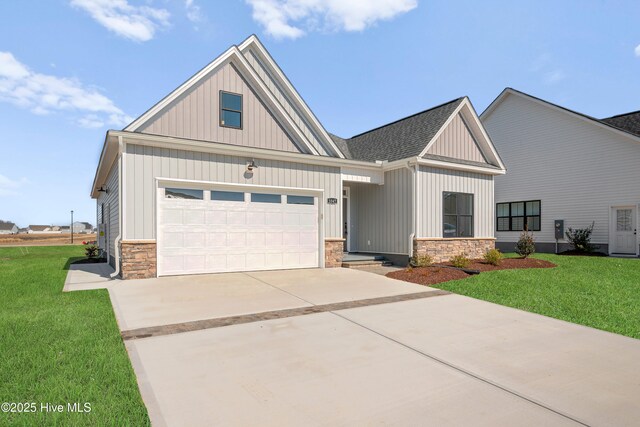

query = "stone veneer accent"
[413,238,495,263]
[324,238,345,268]
[121,240,157,280]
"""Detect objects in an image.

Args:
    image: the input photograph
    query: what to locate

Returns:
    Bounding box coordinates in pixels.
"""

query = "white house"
[0,222,18,234]
[481,88,640,256]
[91,35,506,279]
[27,225,52,234]
[72,222,93,234]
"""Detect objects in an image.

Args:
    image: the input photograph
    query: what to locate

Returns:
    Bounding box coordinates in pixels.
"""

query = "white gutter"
[405,161,417,258]
[110,136,124,279]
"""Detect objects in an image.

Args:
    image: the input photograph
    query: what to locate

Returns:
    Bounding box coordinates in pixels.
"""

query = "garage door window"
[251,193,281,203]
[287,195,314,205]
[165,188,203,200]
[212,190,245,202]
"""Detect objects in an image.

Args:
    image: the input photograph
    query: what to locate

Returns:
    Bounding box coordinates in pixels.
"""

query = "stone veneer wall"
[413,238,495,263]
[324,238,344,268]
[121,241,157,280]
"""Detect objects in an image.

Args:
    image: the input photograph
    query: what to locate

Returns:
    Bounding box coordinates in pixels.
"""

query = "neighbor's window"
[443,192,474,238]
[165,188,203,200]
[496,200,540,231]
[220,91,242,129]
[211,190,245,202]
[251,193,281,203]
[287,195,314,205]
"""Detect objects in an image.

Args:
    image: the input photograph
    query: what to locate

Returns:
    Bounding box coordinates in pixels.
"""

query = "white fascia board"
[478,87,510,121]
[418,99,467,157]
[415,157,505,175]
[90,133,121,199]
[110,130,382,171]
[238,35,346,159]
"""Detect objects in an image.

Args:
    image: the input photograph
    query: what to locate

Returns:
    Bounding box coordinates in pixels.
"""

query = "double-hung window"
[220,91,242,129]
[496,200,541,231]
[443,192,474,238]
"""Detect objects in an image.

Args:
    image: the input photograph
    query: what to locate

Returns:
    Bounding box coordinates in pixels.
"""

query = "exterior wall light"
[98,186,109,194]
[247,159,258,171]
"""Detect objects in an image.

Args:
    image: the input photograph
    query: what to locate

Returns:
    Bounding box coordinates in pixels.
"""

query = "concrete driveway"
[101,268,640,426]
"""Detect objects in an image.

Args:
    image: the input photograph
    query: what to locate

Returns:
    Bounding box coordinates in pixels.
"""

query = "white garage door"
[157,185,321,276]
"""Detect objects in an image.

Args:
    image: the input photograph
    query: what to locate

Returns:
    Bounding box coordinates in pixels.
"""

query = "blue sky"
[0,0,638,227]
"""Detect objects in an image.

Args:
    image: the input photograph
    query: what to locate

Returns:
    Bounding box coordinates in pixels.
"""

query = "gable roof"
[333,98,464,162]
[481,88,640,144]
[28,225,50,231]
[0,222,16,231]
[601,111,640,137]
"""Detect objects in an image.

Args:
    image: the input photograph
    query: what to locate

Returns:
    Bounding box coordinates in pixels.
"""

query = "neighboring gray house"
[72,222,93,233]
[91,35,505,279]
[27,225,52,233]
[482,88,640,256]
[0,222,18,234]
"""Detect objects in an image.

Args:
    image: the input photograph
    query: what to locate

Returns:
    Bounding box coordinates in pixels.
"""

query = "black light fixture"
[98,186,109,194]
[247,159,258,171]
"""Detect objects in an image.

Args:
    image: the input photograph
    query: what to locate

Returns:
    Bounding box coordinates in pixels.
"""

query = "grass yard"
[0,246,149,426]
[437,254,640,339]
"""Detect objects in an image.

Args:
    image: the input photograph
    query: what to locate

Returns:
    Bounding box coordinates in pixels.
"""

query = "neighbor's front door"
[612,207,637,254]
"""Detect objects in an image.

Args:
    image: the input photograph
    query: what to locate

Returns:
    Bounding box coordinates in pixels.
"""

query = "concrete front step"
[342,260,394,268]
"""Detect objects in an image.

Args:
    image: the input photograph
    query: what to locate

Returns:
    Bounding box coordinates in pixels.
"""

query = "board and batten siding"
[242,48,332,157]
[427,114,488,164]
[123,144,341,240]
[138,62,300,154]
[348,168,412,255]
[483,93,640,246]
[96,160,120,267]
[417,166,494,238]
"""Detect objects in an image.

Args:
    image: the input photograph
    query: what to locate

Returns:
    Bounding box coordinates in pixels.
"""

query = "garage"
[157,182,322,276]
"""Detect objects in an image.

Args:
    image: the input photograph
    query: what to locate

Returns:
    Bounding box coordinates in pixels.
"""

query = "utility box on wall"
[554,220,564,240]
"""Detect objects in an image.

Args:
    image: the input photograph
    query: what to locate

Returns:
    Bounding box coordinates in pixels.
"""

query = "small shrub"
[85,245,99,259]
[565,222,597,253]
[515,230,535,258]
[483,248,503,266]
[450,252,471,268]
[411,254,433,267]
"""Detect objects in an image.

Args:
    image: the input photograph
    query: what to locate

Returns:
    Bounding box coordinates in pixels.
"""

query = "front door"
[612,206,637,254]
[342,187,350,252]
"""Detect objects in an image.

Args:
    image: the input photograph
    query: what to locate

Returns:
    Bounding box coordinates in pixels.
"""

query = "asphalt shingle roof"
[330,98,465,162]
[601,111,640,137]
[0,222,16,231]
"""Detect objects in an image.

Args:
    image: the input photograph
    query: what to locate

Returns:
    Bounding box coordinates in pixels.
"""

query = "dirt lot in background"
[0,233,96,246]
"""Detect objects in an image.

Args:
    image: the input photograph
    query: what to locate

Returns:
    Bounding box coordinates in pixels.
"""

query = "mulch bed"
[387,257,557,286]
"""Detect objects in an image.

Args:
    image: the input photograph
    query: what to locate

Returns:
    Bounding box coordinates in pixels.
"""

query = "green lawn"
[0,246,149,426]
[438,253,640,339]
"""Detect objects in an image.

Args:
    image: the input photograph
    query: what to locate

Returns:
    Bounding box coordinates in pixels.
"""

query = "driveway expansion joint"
[121,289,450,340]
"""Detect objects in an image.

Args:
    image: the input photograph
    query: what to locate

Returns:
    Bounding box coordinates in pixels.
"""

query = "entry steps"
[341,253,393,268]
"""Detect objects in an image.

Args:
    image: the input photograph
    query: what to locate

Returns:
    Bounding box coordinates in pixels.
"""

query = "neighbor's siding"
[97,159,120,267]
[483,93,640,245]
[348,168,412,254]
[138,62,300,153]
[417,166,494,238]
[242,48,333,157]
[123,144,341,240]
[427,113,488,164]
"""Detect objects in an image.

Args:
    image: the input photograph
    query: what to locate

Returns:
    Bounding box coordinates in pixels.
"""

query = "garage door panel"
[158,187,320,276]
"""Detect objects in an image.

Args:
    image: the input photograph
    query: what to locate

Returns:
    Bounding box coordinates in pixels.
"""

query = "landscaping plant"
[483,248,503,266]
[450,252,471,268]
[565,222,597,253]
[515,230,536,258]
[85,244,99,259]
[411,254,433,267]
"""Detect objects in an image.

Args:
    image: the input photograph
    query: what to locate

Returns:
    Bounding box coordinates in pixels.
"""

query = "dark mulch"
[558,250,608,257]
[387,257,557,286]
[71,258,107,264]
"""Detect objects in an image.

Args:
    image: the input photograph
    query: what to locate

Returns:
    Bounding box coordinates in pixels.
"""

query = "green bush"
[565,222,597,253]
[515,230,536,258]
[450,252,471,268]
[85,245,99,259]
[411,254,433,267]
[483,248,503,266]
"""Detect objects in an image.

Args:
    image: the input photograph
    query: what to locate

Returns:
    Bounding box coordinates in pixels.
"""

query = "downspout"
[110,136,124,279]
[405,161,417,258]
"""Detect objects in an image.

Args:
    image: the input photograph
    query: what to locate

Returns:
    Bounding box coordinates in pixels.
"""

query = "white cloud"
[0,174,28,197]
[544,69,565,84]
[0,51,133,128]
[70,0,170,42]
[185,0,203,23]
[246,0,417,39]
[635,44,640,57]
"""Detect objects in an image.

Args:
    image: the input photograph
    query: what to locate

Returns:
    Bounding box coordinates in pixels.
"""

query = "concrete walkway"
[63,262,117,292]
[81,267,640,426]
